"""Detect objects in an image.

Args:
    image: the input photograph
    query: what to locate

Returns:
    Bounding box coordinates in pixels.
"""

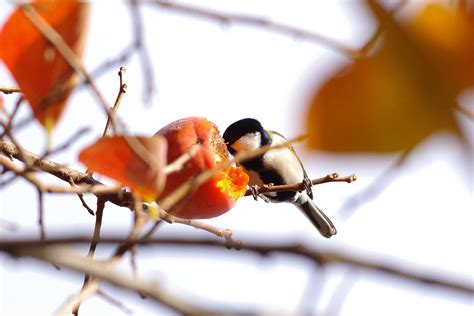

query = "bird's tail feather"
[296,196,337,238]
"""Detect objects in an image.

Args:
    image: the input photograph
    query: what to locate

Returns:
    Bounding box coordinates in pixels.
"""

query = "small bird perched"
[223,118,337,238]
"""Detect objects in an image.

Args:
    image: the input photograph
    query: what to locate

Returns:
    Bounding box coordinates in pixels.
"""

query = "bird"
[223,118,337,238]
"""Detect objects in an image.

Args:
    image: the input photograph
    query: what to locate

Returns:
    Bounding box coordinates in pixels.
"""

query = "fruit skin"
[155,117,248,219]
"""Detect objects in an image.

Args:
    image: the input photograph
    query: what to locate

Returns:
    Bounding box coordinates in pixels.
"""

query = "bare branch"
[8,246,241,315]
[1,140,97,186]
[341,150,409,217]
[147,0,359,58]
[0,155,122,195]
[1,140,134,209]
[41,127,90,158]
[244,173,357,197]
[129,0,155,102]
[36,187,46,240]
[96,290,133,316]
[1,236,472,297]
[3,96,24,134]
[0,85,21,94]
[102,66,127,138]
[73,198,106,315]
[1,137,355,248]
[358,0,408,56]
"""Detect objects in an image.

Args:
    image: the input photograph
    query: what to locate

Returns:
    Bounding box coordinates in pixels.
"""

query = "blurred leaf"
[0,1,90,131]
[79,136,168,201]
[306,2,471,153]
[408,4,474,91]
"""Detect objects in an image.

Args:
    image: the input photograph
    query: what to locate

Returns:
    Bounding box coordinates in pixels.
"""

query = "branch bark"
[1,236,472,297]
[6,245,235,316]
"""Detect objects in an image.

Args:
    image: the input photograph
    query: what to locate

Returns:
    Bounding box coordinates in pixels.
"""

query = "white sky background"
[1,1,473,315]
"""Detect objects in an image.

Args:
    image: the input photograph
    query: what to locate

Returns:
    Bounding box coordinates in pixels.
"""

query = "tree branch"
[147,0,360,58]
[1,236,472,297]
[7,245,244,315]
[244,172,357,196]
[0,85,21,94]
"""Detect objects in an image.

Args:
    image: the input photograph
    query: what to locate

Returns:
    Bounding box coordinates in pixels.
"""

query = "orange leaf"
[306,2,464,153]
[408,4,474,91]
[79,136,168,201]
[0,1,90,130]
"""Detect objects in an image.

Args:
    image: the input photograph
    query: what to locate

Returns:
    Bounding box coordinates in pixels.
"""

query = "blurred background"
[1,1,473,315]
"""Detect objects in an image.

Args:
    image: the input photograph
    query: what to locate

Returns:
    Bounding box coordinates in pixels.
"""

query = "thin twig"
[148,0,359,58]
[36,188,46,240]
[158,210,242,249]
[76,193,95,216]
[325,268,359,316]
[0,85,21,94]
[341,150,409,217]
[41,127,91,158]
[102,67,127,138]
[244,173,357,196]
[55,280,100,316]
[73,198,106,316]
[162,142,201,174]
[358,0,408,56]
[66,207,148,315]
[129,0,155,103]
[96,290,133,316]
[70,178,95,216]
[3,96,24,138]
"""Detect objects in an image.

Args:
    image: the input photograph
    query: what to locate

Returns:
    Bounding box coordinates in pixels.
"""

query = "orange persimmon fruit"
[156,117,249,219]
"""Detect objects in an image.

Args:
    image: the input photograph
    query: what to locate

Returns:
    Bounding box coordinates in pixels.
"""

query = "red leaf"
[79,136,168,201]
[0,1,90,130]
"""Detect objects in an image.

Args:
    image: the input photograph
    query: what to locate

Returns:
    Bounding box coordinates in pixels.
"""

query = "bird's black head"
[223,118,271,155]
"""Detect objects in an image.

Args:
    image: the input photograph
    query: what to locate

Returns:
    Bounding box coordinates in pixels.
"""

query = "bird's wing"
[269,130,313,199]
[268,130,309,177]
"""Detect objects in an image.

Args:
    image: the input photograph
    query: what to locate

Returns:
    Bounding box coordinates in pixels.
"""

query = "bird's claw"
[250,185,271,203]
[303,176,313,199]
[259,194,271,203]
[250,185,260,201]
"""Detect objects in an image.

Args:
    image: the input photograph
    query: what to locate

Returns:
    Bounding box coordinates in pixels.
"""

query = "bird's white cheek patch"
[232,132,261,152]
